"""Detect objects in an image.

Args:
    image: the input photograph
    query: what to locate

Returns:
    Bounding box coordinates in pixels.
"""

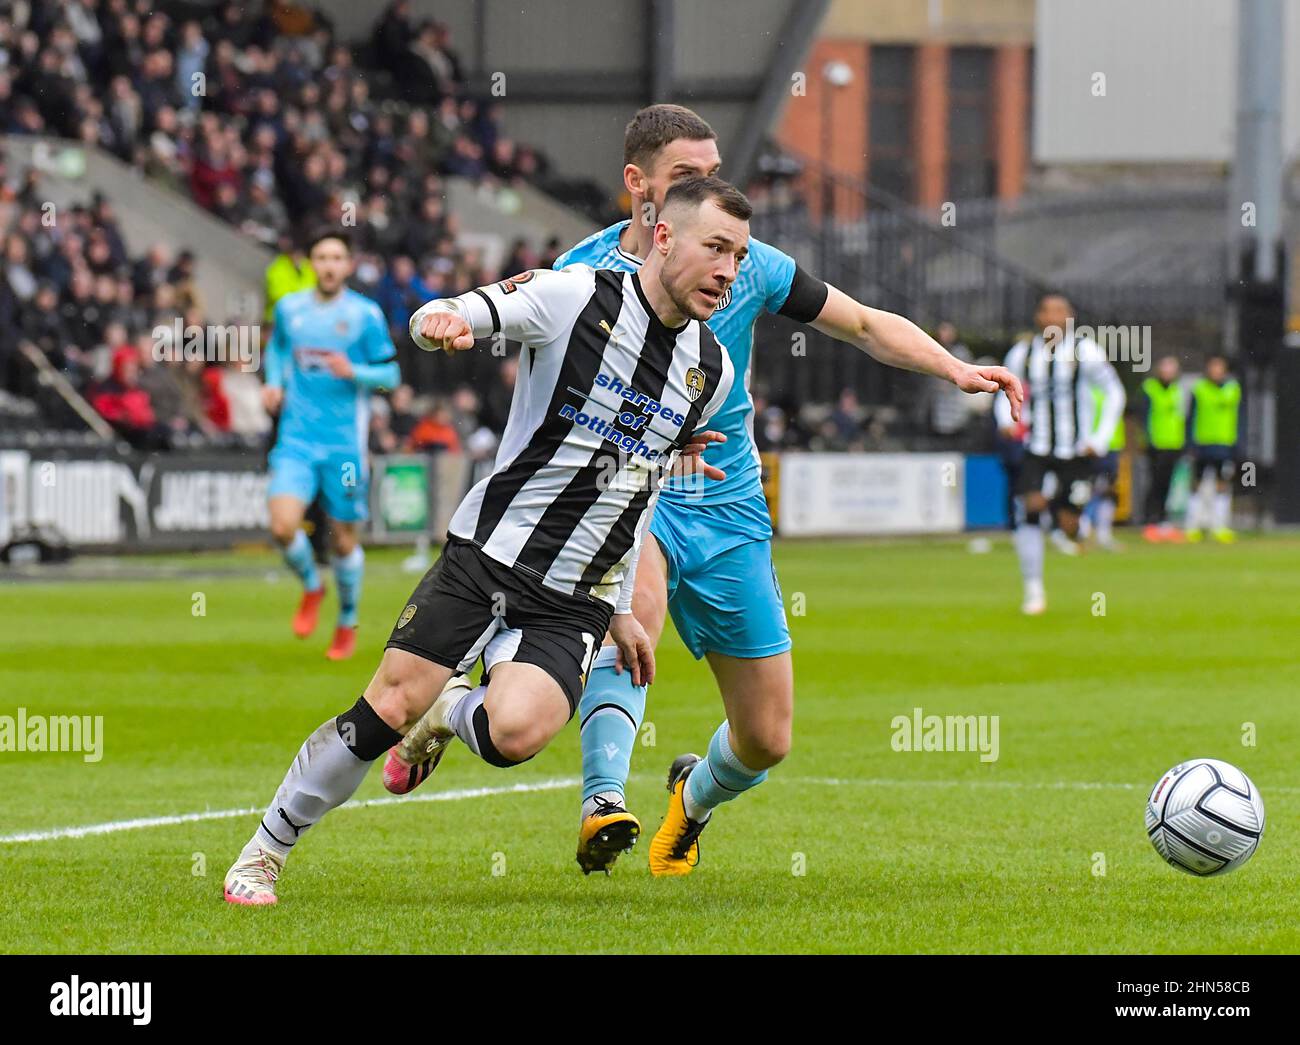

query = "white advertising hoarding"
[778,453,964,537]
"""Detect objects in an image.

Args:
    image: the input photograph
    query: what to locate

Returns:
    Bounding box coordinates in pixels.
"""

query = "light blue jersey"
[555,221,795,512]
[265,288,398,453]
[265,288,399,523]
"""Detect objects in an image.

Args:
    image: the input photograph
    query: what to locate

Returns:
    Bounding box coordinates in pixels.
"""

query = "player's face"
[1206,357,1227,382]
[659,200,749,321]
[638,138,722,219]
[310,239,353,295]
[1035,295,1072,335]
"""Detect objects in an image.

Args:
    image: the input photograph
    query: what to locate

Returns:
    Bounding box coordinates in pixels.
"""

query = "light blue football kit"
[265,288,399,625]
[555,222,811,809]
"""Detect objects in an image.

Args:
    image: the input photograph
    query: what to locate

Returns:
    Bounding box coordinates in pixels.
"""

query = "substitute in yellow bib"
[1186,355,1241,543]
[1140,355,1188,542]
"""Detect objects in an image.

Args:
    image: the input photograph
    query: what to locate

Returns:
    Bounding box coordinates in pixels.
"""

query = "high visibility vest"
[1192,378,1241,447]
[1091,385,1126,450]
[264,255,317,321]
[1141,378,1186,451]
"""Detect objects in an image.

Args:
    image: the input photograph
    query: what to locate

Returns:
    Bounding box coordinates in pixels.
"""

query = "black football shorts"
[1016,453,1095,510]
[385,537,611,714]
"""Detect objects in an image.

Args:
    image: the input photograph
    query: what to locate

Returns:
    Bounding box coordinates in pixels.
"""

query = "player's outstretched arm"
[811,284,1023,422]
[411,267,594,353]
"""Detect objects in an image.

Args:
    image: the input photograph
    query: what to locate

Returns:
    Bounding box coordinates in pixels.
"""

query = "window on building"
[869,45,914,201]
[947,46,994,200]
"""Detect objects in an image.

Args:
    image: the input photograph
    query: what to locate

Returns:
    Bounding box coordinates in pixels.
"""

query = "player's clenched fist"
[410,306,475,353]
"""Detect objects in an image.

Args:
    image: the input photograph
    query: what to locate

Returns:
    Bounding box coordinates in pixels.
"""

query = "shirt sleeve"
[409,266,594,349]
[1078,340,1125,454]
[750,239,798,315]
[363,302,397,363]
[263,299,290,388]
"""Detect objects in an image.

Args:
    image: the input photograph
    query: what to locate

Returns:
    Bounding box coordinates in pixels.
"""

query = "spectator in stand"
[371,2,416,74]
[829,388,865,447]
[480,355,518,434]
[89,344,160,447]
[134,330,189,439]
[263,231,315,321]
[375,255,433,333]
[388,383,420,446]
[408,398,461,455]
[929,321,976,435]
[368,398,399,454]
[222,355,272,441]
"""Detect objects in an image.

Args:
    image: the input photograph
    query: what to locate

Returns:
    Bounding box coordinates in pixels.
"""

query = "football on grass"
[1146,758,1265,876]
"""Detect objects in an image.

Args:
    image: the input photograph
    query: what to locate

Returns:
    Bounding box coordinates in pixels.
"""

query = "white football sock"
[581,790,626,819]
[1097,499,1115,543]
[1014,524,1045,583]
[1214,490,1232,530]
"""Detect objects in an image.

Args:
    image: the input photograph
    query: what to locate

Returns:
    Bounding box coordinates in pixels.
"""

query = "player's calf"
[224,695,403,905]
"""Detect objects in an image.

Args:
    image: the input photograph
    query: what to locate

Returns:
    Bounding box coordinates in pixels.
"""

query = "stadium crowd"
[0,0,998,462]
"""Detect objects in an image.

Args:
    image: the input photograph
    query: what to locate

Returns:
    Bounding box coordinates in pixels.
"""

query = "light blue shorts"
[267,442,370,523]
[649,493,790,660]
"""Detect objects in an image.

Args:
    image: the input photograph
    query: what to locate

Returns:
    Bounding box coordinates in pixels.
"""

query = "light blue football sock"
[578,647,645,803]
[283,529,321,592]
[331,546,364,627]
[685,721,768,818]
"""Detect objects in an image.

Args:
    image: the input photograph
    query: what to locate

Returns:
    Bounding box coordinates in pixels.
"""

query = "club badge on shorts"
[397,604,418,629]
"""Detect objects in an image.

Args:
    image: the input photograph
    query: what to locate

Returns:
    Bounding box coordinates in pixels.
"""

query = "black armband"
[777,265,829,323]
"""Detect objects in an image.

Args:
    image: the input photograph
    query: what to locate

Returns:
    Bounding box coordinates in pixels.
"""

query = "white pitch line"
[0,777,579,845]
[6,774,1295,846]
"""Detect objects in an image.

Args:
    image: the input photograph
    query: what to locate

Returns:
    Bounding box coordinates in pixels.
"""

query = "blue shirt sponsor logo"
[555,224,796,508]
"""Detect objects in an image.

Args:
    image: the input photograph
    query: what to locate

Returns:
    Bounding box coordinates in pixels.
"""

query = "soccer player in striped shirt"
[223,177,742,905]
[390,105,1023,878]
[993,291,1125,614]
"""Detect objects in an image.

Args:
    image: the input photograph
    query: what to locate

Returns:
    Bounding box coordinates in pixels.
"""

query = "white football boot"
[224,838,286,906]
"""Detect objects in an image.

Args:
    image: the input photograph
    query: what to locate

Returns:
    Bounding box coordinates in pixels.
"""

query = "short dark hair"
[662,175,752,222]
[307,228,352,255]
[623,104,717,170]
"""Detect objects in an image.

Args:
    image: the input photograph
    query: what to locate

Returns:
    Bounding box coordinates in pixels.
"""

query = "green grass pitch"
[2,535,1298,954]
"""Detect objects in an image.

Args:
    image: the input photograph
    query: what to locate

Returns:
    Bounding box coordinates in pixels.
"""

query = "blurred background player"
[1080,381,1126,551]
[995,292,1124,614]
[1140,355,1188,543]
[1185,355,1242,543]
[263,231,400,660]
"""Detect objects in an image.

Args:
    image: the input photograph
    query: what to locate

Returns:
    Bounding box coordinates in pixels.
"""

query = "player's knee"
[331,525,357,555]
[732,720,792,770]
[487,713,550,763]
[366,666,429,731]
[269,518,297,546]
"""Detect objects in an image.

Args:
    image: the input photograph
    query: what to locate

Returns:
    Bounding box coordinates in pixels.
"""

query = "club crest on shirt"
[684,367,706,402]
[397,604,418,629]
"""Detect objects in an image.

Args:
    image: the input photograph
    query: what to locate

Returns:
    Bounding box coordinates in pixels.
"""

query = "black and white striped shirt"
[994,334,1125,459]
[411,266,734,609]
